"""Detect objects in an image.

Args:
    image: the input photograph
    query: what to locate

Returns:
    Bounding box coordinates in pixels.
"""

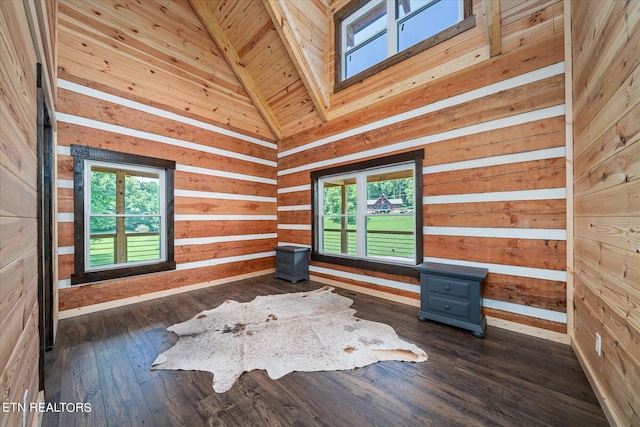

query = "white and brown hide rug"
[151,286,427,393]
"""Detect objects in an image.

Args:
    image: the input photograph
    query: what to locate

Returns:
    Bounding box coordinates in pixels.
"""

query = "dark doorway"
[37,63,54,390]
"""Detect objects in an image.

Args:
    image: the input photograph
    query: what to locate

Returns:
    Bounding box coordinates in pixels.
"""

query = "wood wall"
[56,0,278,313]
[572,0,640,425]
[278,0,568,339]
[1,0,56,426]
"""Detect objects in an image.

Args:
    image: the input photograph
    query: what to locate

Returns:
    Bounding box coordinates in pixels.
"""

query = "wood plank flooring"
[42,275,608,426]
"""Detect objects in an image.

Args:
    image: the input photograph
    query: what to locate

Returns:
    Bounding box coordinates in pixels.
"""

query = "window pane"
[397,0,435,19]
[322,215,357,255]
[125,172,160,215]
[127,233,161,263]
[346,0,387,48]
[345,32,387,79]
[88,216,116,268]
[125,216,161,234]
[323,179,357,215]
[366,168,415,260]
[366,214,415,259]
[90,170,116,214]
[398,0,461,51]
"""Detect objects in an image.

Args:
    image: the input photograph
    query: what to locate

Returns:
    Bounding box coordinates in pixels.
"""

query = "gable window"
[311,150,423,277]
[71,145,175,285]
[335,0,474,91]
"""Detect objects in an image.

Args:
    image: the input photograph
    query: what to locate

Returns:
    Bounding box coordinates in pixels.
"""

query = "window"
[335,0,474,90]
[311,150,423,276]
[71,145,176,285]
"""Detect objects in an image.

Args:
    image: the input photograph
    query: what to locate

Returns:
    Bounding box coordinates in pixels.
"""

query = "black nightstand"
[416,262,488,338]
[274,246,310,283]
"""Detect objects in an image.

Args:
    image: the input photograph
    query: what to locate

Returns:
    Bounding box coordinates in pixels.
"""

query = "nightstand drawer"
[276,262,294,275]
[277,252,295,264]
[426,295,470,321]
[427,276,470,299]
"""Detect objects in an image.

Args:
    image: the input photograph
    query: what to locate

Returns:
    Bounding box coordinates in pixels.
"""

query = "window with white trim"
[311,150,423,276]
[71,145,175,285]
[335,0,474,90]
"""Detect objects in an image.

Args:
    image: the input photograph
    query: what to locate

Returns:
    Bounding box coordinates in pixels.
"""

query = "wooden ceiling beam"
[188,0,282,140]
[483,0,502,57]
[263,0,330,122]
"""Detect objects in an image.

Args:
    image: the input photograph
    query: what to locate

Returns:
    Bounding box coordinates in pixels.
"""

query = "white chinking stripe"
[277,205,311,211]
[309,265,420,294]
[176,164,277,185]
[423,256,566,282]
[278,105,565,176]
[58,213,73,222]
[58,79,277,150]
[57,146,276,186]
[175,233,277,246]
[58,178,73,188]
[57,112,277,168]
[277,184,310,194]
[483,298,567,324]
[424,226,566,240]
[58,279,71,289]
[277,224,312,230]
[58,246,74,255]
[422,147,566,174]
[424,188,566,204]
[175,214,277,221]
[58,146,278,188]
[57,212,276,224]
[278,62,565,159]
[175,189,276,202]
[176,251,275,270]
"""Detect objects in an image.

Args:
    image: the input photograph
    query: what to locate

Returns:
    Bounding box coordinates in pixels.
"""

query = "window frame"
[311,150,423,278]
[334,0,475,92]
[70,145,176,285]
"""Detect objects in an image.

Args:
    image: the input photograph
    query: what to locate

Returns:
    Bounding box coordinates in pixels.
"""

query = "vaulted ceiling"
[185,0,335,140]
[57,0,341,142]
[187,0,332,140]
[57,0,499,142]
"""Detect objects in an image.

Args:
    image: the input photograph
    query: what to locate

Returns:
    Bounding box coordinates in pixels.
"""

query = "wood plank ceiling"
[188,0,330,140]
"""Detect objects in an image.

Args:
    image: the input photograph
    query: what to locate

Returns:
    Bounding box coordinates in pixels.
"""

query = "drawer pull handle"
[444,304,450,310]
[444,285,451,291]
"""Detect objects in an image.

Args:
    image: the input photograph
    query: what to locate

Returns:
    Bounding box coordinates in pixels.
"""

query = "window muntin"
[71,145,175,285]
[85,161,166,271]
[317,162,417,265]
[336,0,473,90]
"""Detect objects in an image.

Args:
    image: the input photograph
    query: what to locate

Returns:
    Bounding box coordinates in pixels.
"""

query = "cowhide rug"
[151,286,427,393]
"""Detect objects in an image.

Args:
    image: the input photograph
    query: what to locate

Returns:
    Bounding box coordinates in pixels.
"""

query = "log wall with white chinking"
[278,0,568,339]
[55,0,278,315]
[1,1,56,426]
[571,0,640,425]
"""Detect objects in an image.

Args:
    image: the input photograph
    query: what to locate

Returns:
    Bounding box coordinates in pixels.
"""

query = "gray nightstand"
[274,246,310,283]
[416,262,488,338]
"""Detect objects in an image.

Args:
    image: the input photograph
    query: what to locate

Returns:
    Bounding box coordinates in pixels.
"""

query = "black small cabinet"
[274,246,310,283]
[416,262,488,338]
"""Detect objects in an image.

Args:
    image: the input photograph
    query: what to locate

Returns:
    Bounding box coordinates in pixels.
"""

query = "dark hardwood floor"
[42,275,608,426]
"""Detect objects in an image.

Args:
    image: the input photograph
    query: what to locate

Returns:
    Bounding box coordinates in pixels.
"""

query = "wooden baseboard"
[312,274,571,344]
[58,269,275,319]
[573,340,622,427]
